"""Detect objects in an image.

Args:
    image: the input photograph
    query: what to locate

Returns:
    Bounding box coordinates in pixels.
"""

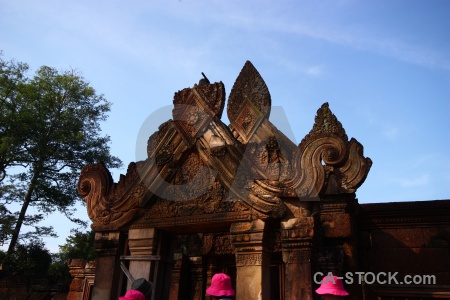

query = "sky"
[1,0,449,253]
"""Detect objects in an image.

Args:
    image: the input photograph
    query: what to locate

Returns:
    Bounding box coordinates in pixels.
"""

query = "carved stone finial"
[305,102,348,142]
[227,61,271,123]
[171,82,226,146]
[291,102,371,197]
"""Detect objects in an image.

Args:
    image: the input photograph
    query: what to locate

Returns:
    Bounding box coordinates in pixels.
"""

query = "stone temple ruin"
[69,61,450,300]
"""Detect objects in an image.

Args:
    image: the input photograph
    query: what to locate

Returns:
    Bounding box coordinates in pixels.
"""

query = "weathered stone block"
[369,228,399,247]
[321,213,352,237]
[420,248,450,272]
[393,247,423,273]
[394,228,424,248]
[69,278,84,292]
[67,291,83,300]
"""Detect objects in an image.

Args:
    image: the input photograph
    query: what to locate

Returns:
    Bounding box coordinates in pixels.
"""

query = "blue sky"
[1,0,449,253]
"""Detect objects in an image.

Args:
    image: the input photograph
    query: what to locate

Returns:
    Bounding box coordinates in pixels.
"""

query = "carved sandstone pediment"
[78,61,372,231]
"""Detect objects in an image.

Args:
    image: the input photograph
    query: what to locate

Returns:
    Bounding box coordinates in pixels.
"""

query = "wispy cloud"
[382,126,399,141]
[305,65,325,76]
[6,0,447,73]
[189,2,450,72]
[393,174,429,188]
[281,22,448,71]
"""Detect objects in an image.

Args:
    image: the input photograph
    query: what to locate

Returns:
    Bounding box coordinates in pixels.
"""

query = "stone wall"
[0,275,68,300]
[357,200,450,299]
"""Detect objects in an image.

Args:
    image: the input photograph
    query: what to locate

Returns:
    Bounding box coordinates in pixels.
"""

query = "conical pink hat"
[206,273,235,297]
[315,275,349,296]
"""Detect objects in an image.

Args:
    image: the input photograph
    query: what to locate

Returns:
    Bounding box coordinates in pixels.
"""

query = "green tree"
[49,229,96,284]
[0,53,30,183]
[0,53,122,255]
[0,203,15,246]
[58,229,96,261]
[1,241,52,275]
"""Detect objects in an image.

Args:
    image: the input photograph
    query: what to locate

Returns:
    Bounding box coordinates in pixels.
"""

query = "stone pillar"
[67,259,96,300]
[168,253,183,300]
[205,258,217,297]
[91,231,123,300]
[127,228,157,287]
[189,256,204,300]
[231,219,273,300]
[281,216,315,300]
[169,252,192,300]
[320,198,360,299]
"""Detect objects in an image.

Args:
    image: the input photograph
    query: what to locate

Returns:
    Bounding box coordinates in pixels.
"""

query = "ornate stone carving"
[196,124,287,218]
[227,61,271,126]
[175,234,214,256]
[155,144,173,167]
[140,177,250,221]
[94,231,122,257]
[208,135,226,156]
[304,102,348,141]
[172,82,225,147]
[316,246,345,276]
[78,162,144,230]
[147,121,175,160]
[335,138,372,193]
[286,102,372,198]
[230,98,266,143]
[235,253,263,266]
[280,216,316,275]
[283,250,311,264]
[78,61,371,234]
[175,81,226,118]
[212,233,234,255]
[281,217,315,241]
[74,62,378,300]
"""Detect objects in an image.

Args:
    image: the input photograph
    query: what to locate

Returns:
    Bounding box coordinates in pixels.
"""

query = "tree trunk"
[7,166,41,255]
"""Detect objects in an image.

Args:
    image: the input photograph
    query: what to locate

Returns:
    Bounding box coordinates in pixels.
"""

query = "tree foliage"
[0,54,30,183]
[0,53,122,254]
[49,229,96,283]
[0,241,52,276]
[59,229,96,261]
